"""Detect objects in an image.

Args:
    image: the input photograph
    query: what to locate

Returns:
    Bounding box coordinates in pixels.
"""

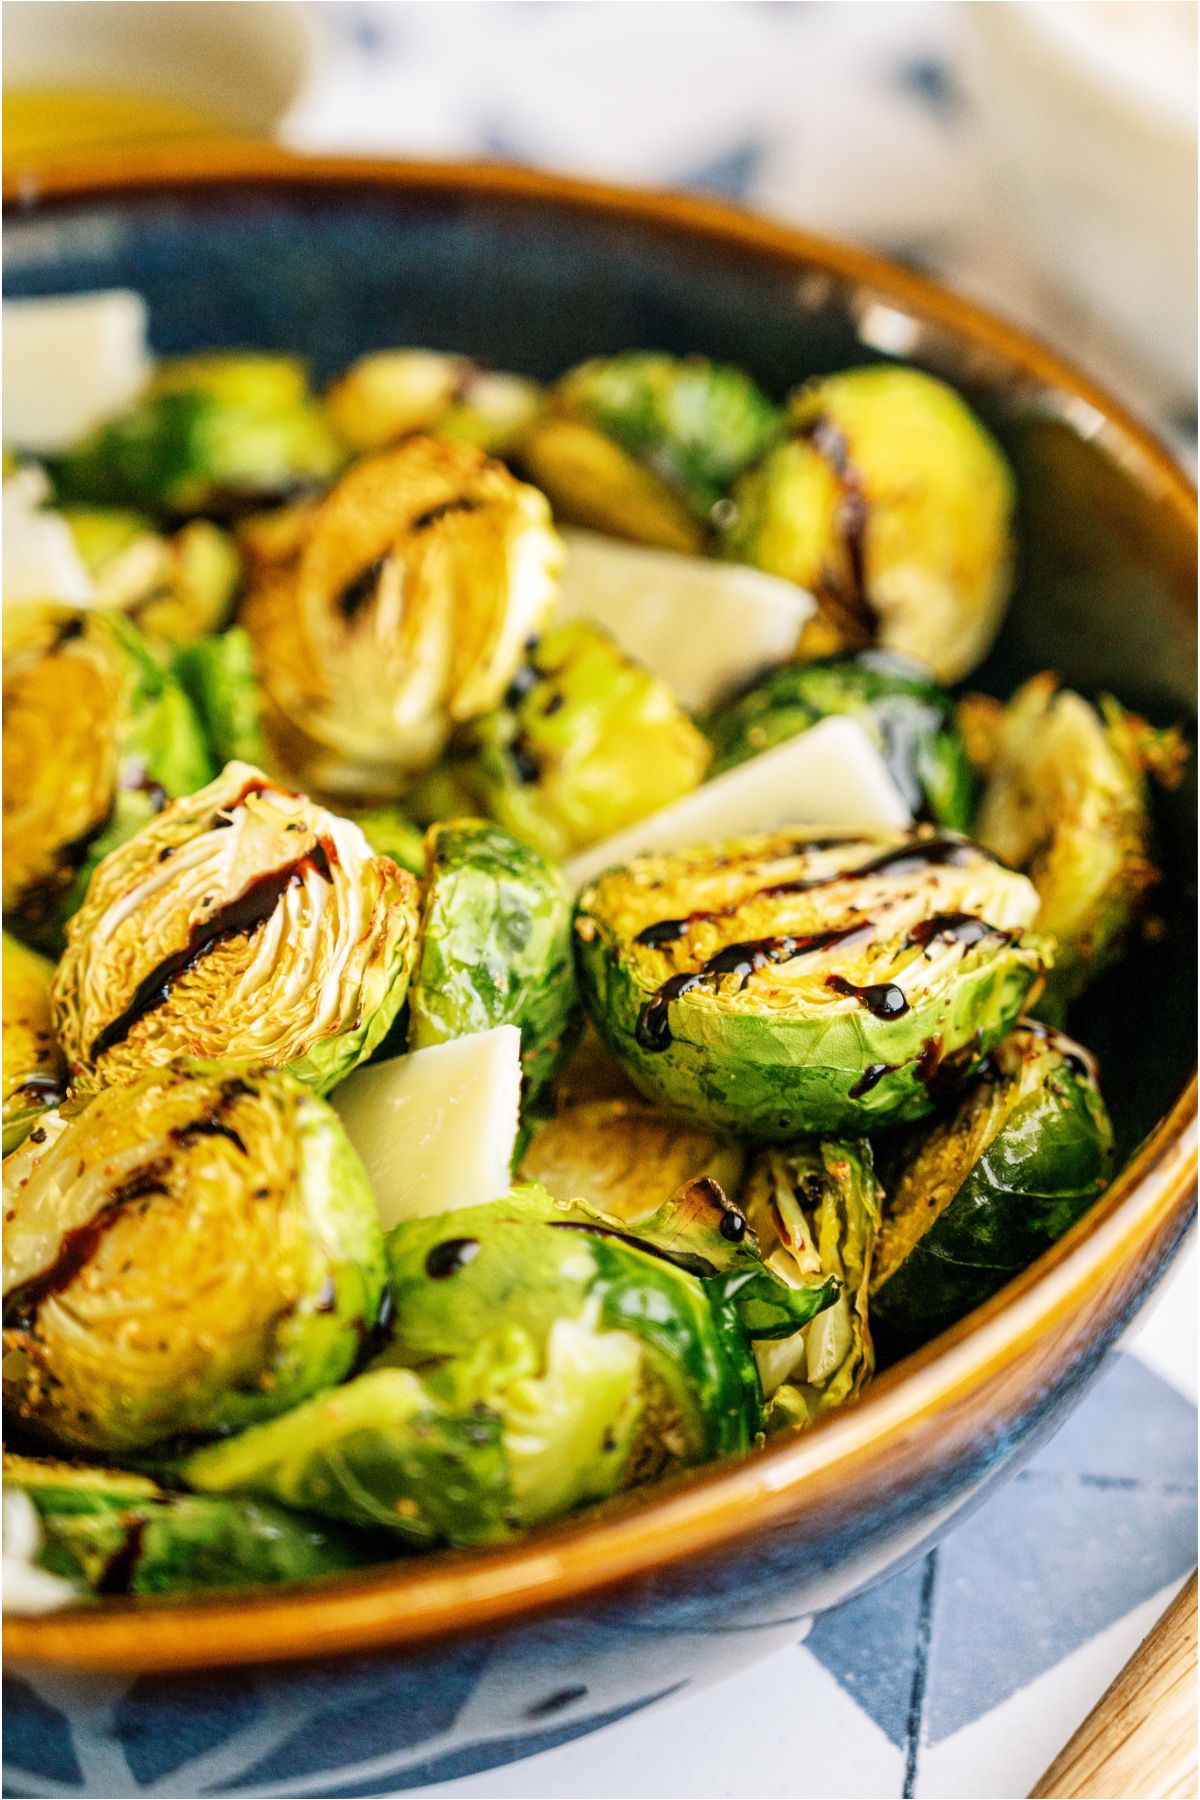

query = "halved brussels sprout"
[3,606,213,949]
[409,819,577,1109]
[49,352,344,519]
[184,1185,807,1545]
[52,761,420,1094]
[963,675,1186,1015]
[326,350,542,457]
[705,650,973,830]
[2,933,67,1152]
[3,1454,379,1602]
[522,353,781,552]
[520,1096,744,1224]
[64,507,241,646]
[870,1022,1114,1360]
[412,621,712,862]
[721,366,1015,682]
[743,1138,880,1426]
[240,436,562,798]
[2,1063,385,1453]
[575,826,1049,1138]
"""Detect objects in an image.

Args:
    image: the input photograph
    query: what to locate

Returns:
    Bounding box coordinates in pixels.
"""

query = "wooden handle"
[1031,1572,1197,1799]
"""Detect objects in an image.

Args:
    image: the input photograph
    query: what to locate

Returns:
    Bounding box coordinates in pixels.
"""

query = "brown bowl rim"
[3,145,1196,1675]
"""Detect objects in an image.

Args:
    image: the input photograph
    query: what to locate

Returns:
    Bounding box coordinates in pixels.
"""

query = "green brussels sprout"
[326,349,542,457]
[520,1096,745,1224]
[721,366,1015,682]
[49,352,344,519]
[963,674,1187,1016]
[51,760,421,1095]
[349,807,426,877]
[743,1138,880,1426]
[411,622,712,861]
[184,1186,825,1545]
[173,625,271,770]
[3,1454,380,1602]
[240,437,562,799]
[705,650,974,830]
[64,507,241,646]
[575,826,1050,1139]
[870,1022,1114,1361]
[522,353,781,552]
[2,1063,385,1453]
[2,605,213,949]
[408,819,577,1109]
[2,933,67,1152]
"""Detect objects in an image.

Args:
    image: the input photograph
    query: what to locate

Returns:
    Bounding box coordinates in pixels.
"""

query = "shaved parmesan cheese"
[556,528,814,711]
[2,1489,77,1616]
[567,716,911,888]
[3,290,150,455]
[331,1025,522,1229]
[3,467,95,606]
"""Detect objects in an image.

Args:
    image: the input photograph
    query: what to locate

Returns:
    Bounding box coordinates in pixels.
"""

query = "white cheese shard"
[331,1025,522,1229]
[3,289,151,455]
[2,466,95,607]
[2,1489,78,1616]
[556,528,814,711]
[567,715,912,888]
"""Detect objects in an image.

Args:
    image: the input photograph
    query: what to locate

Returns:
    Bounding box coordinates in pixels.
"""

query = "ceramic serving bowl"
[3,148,1196,1800]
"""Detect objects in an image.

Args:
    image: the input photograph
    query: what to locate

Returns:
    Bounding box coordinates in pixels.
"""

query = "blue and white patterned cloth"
[281,9,1198,1794]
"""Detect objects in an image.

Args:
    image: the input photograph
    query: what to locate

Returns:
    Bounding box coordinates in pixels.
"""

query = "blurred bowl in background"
[961,1,1197,396]
[2,0,314,168]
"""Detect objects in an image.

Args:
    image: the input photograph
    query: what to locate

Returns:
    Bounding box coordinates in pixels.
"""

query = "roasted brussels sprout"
[964,675,1186,1015]
[64,507,241,645]
[870,1022,1114,1360]
[721,366,1015,682]
[349,806,426,877]
[240,436,562,798]
[49,352,343,519]
[185,1186,834,1544]
[173,625,271,770]
[3,606,213,948]
[522,353,781,552]
[575,826,1049,1138]
[3,1455,379,1602]
[520,1096,744,1223]
[743,1138,880,1425]
[52,761,420,1094]
[2,934,67,1152]
[326,350,542,457]
[706,650,973,830]
[409,820,577,1109]
[2,1063,385,1453]
[412,622,711,861]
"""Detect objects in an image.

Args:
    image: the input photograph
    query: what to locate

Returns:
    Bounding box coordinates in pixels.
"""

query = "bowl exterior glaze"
[3,151,1196,1800]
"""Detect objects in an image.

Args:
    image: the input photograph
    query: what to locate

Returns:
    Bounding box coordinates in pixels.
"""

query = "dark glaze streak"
[336,555,389,623]
[11,1074,66,1109]
[96,1516,147,1597]
[850,1061,892,1098]
[636,925,872,1051]
[826,974,909,1019]
[508,735,541,784]
[4,1160,171,1328]
[89,846,334,1064]
[636,973,702,1051]
[425,1237,481,1279]
[410,495,485,532]
[906,912,1009,954]
[801,414,875,637]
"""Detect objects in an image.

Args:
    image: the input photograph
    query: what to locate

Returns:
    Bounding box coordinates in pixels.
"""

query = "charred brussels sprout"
[326,350,542,457]
[184,1187,783,1545]
[870,1023,1114,1360]
[522,353,780,553]
[49,352,343,519]
[2,607,213,948]
[743,1138,880,1426]
[413,622,711,861]
[575,826,1049,1138]
[706,650,973,830]
[521,1096,744,1223]
[64,507,240,646]
[409,820,577,1108]
[3,1455,379,1602]
[721,366,1015,682]
[240,437,562,798]
[2,1064,385,1453]
[51,761,420,1094]
[964,675,1186,1015]
[2,934,67,1152]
